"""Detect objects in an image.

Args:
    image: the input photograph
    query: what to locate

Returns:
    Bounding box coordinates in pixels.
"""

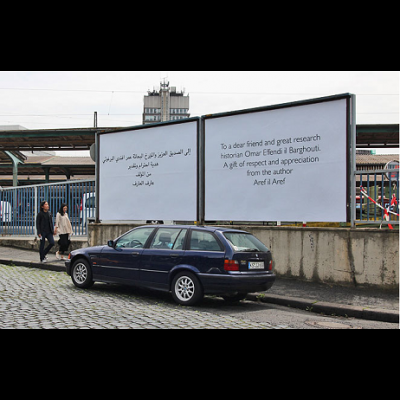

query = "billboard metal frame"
[200,93,355,224]
[95,117,200,223]
[94,94,355,226]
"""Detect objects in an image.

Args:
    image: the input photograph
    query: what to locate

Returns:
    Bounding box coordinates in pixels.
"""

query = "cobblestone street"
[0,264,287,329]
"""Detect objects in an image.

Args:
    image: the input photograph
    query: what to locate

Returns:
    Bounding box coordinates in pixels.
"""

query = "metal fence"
[355,168,399,227]
[1,168,399,236]
[0,180,95,236]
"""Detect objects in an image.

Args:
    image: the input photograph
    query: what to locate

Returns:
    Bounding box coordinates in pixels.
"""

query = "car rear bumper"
[198,271,276,294]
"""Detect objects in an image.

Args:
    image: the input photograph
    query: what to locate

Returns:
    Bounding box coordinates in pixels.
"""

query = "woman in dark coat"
[36,200,56,263]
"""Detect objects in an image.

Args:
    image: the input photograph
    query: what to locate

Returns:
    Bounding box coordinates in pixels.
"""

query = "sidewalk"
[0,245,398,323]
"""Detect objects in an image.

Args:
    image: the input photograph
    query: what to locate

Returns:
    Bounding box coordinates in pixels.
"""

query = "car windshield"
[223,232,269,252]
[115,227,155,249]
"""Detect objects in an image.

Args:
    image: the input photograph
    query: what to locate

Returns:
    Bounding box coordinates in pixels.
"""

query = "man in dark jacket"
[36,200,56,263]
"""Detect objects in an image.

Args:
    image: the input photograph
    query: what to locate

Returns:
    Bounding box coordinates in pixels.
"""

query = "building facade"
[143,80,190,125]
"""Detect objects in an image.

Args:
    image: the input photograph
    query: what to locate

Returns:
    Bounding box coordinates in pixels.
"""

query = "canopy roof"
[0,127,116,151]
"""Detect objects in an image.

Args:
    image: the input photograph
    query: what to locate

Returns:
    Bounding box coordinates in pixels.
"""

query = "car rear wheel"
[171,271,203,306]
[71,258,94,289]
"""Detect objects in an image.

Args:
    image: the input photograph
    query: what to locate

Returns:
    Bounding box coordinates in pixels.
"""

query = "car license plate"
[248,261,264,270]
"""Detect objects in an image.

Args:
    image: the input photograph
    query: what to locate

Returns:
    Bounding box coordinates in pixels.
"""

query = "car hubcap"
[74,263,87,284]
[175,276,195,302]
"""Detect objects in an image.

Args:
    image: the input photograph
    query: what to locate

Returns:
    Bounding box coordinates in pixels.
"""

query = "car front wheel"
[171,271,203,306]
[71,258,94,289]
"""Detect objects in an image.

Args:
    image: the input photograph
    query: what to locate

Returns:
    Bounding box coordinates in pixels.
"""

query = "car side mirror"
[107,240,115,248]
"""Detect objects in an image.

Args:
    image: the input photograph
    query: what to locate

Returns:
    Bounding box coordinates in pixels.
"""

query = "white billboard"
[204,97,350,222]
[99,120,198,221]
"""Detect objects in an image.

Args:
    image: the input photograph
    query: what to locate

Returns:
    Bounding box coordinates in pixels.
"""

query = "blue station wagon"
[66,225,276,306]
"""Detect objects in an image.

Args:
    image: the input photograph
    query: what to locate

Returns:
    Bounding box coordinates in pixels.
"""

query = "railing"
[1,168,399,236]
[355,168,399,227]
[0,179,95,236]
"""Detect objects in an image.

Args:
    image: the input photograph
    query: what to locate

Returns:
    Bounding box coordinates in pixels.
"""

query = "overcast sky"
[0,71,398,154]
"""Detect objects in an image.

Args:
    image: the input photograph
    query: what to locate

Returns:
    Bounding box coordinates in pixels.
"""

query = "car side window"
[172,229,188,250]
[189,230,224,252]
[149,228,188,250]
[115,228,155,249]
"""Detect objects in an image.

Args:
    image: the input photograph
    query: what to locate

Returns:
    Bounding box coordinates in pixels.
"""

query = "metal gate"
[354,168,399,228]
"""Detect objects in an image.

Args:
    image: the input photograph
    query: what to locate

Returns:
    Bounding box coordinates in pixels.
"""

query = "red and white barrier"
[359,186,399,229]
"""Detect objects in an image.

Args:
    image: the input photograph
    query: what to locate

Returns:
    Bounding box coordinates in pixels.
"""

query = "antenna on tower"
[161,76,169,89]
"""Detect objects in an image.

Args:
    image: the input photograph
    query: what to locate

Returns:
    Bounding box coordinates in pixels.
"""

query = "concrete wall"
[88,223,138,249]
[0,235,88,253]
[239,226,399,290]
[2,223,397,290]
[87,223,399,290]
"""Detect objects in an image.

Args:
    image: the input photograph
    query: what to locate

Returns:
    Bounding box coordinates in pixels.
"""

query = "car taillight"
[268,260,273,271]
[224,260,239,271]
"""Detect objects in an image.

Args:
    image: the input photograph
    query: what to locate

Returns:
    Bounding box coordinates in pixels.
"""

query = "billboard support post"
[350,94,357,228]
[198,116,205,225]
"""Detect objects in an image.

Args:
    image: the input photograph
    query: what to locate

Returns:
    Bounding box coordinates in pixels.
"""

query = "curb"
[0,258,66,273]
[1,258,397,324]
[246,293,399,324]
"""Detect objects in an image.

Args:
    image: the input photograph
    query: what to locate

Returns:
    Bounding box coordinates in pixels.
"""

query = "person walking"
[55,203,73,260]
[36,200,56,263]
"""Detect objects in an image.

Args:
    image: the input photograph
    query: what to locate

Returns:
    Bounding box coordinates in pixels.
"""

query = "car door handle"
[170,253,180,257]
[131,252,140,256]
